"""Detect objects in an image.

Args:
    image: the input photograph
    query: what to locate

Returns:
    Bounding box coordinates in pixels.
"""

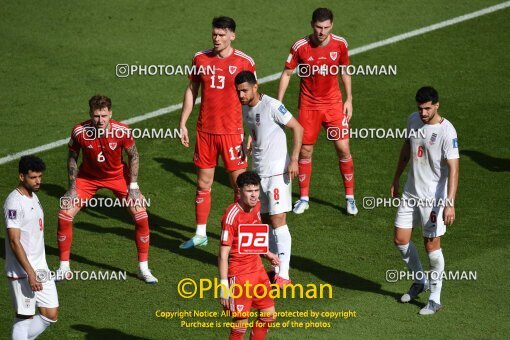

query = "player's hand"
[343,99,353,122]
[265,252,280,267]
[390,179,400,198]
[61,188,77,210]
[443,206,455,226]
[128,189,147,212]
[220,297,230,310]
[180,126,189,148]
[28,271,43,292]
[288,159,298,180]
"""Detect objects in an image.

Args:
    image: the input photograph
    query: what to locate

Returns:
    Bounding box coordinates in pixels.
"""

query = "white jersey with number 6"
[4,189,49,278]
[242,94,293,177]
[404,112,459,199]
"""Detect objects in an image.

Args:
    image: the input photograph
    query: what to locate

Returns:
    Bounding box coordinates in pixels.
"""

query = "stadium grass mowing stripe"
[0,0,508,166]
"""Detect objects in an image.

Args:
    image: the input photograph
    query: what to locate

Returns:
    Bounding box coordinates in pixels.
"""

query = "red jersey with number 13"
[190,49,256,134]
[220,202,264,276]
[68,119,134,180]
[285,34,349,110]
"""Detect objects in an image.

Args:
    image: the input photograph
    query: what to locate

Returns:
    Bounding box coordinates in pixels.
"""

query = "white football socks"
[428,249,444,304]
[27,314,55,340]
[12,318,31,340]
[268,227,279,274]
[274,225,292,280]
[59,260,70,270]
[139,261,149,273]
[196,224,207,237]
[396,242,425,284]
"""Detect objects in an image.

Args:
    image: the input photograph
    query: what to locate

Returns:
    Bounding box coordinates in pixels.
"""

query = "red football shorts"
[298,103,349,144]
[194,131,247,171]
[76,168,129,200]
[228,269,274,318]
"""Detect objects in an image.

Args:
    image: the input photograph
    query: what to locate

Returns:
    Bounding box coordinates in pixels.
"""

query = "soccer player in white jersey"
[235,70,303,287]
[4,156,59,339]
[391,87,459,315]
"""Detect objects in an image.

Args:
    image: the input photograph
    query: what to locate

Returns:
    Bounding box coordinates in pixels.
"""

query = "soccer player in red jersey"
[277,8,358,215]
[57,95,157,283]
[219,171,279,340]
[179,16,257,249]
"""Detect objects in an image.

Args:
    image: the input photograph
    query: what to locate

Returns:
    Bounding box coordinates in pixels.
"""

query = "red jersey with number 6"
[68,119,134,180]
[285,34,349,110]
[190,49,256,135]
[220,202,264,276]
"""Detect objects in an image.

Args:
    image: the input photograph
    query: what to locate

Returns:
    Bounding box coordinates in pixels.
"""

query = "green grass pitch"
[0,1,509,339]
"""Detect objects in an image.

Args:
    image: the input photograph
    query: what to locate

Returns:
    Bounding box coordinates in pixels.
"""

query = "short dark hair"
[312,8,333,23]
[235,71,257,85]
[19,155,46,175]
[236,171,261,188]
[415,86,439,104]
[212,16,236,32]
[89,95,112,113]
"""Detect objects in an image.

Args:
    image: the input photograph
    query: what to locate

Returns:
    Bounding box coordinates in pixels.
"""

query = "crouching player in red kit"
[57,95,157,283]
[219,171,279,339]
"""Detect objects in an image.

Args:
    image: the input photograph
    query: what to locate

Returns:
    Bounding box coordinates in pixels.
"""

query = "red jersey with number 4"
[220,202,264,276]
[190,49,256,135]
[68,119,134,180]
[285,34,349,110]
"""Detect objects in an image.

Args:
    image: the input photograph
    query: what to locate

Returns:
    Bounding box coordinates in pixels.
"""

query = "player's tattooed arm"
[125,143,145,207]
[64,150,80,200]
[391,140,411,198]
[126,143,139,184]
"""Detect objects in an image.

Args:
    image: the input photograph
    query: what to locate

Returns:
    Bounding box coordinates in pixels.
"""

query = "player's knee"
[270,214,286,227]
[41,308,58,322]
[300,146,313,158]
[197,177,213,190]
[393,236,408,246]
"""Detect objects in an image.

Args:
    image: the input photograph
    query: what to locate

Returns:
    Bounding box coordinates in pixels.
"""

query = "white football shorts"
[259,173,292,215]
[8,277,59,315]
[394,192,446,238]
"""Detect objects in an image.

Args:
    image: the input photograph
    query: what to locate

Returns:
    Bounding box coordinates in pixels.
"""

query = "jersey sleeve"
[122,125,135,149]
[188,54,200,83]
[68,127,82,152]
[271,100,293,126]
[220,212,235,246]
[338,40,350,66]
[442,123,459,160]
[4,197,23,229]
[285,45,300,70]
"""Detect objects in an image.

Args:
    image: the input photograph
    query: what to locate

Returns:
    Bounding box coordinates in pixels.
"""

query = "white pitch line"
[1,1,508,165]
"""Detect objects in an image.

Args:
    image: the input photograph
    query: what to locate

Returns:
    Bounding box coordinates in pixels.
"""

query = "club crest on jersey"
[229,65,237,74]
[256,113,260,126]
[429,133,437,145]
[109,142,117,150]
[330,52,338,60]
[8,209,17,219]
[278,105,288,115]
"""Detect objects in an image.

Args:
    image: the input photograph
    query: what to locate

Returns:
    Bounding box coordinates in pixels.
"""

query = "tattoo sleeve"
[125,143,139,183]
[68,150,79,189]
